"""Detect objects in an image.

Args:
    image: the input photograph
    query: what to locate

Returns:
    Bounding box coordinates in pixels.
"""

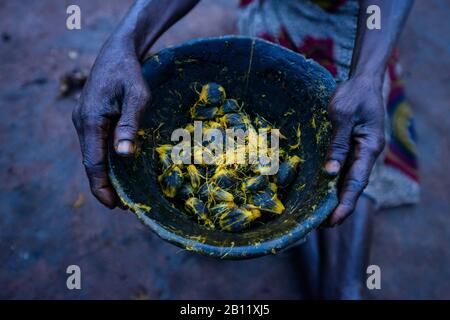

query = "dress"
[237,0,419,208]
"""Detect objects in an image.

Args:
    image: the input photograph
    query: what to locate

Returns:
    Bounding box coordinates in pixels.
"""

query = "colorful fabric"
[385,51,418,182]
[238,0,419,208]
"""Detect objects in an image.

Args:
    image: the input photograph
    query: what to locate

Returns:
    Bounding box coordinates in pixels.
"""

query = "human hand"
[72,37,150,209]
[323,75,385,226]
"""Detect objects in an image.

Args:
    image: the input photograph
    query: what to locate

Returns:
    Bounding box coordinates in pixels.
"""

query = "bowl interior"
[108,36,337,259]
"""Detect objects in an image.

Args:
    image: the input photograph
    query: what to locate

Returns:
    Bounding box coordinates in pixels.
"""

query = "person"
[72,0,418,299]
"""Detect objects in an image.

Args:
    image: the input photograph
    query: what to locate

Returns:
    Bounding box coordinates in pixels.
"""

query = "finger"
[79,113,119,209]
[326,132,384,227]
[114,82,151,156]
[325,102,353,176]
[325,123,352,175]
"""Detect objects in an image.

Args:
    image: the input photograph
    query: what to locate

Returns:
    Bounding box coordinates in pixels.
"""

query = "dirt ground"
[0,0,449,299]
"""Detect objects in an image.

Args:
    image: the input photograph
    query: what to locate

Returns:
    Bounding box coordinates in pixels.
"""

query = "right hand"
[72,37,151,209]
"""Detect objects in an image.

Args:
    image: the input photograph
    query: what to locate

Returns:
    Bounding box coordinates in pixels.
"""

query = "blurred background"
[0,0,449,299]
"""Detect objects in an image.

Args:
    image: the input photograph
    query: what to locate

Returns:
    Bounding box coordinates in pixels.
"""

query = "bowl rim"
[108,35,338,260]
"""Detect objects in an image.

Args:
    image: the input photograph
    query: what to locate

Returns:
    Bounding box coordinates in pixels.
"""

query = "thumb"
[325,122,352,175]
[114,83,151,156]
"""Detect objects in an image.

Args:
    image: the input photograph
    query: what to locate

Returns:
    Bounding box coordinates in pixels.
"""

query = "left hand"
[323,75,386,226]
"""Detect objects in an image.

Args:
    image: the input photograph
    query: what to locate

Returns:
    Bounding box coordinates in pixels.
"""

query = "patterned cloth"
[237,0,419,208]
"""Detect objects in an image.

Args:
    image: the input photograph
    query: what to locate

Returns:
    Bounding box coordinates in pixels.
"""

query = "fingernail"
[325,160,341,175]
[116,140,134,155]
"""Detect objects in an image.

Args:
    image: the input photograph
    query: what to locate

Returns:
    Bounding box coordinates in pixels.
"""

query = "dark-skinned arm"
[324,0,413,226]
[72,0,199,209]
